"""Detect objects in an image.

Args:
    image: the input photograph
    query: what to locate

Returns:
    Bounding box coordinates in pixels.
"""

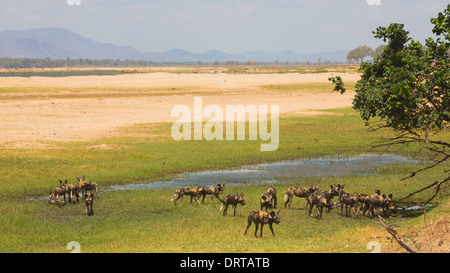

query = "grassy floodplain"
[0,67,448,253]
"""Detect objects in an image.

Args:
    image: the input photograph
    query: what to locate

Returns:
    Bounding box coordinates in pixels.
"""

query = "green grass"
[1,172,448,253]
[0,107,449,252]
[260,82,356,93]
[0,107,424,199]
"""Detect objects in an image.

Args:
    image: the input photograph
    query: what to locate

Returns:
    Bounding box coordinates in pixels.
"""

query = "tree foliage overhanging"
[330,5,450,203]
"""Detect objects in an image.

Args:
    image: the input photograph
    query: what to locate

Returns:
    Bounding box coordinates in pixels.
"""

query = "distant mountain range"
[0,27,348,63]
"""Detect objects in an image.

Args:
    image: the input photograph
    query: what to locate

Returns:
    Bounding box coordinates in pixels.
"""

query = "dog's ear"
[388,194,393,199]
[64,179,68,184]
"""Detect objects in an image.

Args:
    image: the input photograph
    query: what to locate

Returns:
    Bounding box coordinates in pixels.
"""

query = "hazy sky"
[0,0,448,54]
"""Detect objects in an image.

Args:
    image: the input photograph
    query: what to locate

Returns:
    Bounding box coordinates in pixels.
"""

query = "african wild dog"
[76,175,90,197]
[65,182,81,204]
[307,192,334,218]
[54,179,68,203]
[336,185,358,217]
[198,183,225,203]
[85,192,94,216]
[284,184,318,209]
[265,186,277,209]
[220,193,245,216]
[244,210,281,238]
[48,190,65,207]
[362,190,395,218]
[170,187,201,206]
[350,192,368,217]
[84,181,99,199]
[48,191,57,205]
[260,192,273,211]
[305,184,340,212]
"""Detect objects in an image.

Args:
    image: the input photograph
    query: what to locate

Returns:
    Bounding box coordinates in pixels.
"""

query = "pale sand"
[0,72,359,145]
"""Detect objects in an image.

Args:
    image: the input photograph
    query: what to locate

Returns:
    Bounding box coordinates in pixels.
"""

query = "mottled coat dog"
[170,187,201,206]
[336,185,358,217]
[48,190,65,207]
[220,193,246,216]
[63,180,81,204]
[260,192,274,211]
[284,184,318,209]
[85,192,94,216]
[54,179,68,203]
[260,186,277,211]
[305,184,340,211]
[84,181,99,199]
[198,183,225,203]
[266,186,277,209]
[76,175,89,192]
[244,210,281,238]
[362,190,395,217]
[307,192,334,218]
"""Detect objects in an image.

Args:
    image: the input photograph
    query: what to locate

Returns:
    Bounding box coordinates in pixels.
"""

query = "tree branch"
[378,216,419,253]
[397,176,450,203]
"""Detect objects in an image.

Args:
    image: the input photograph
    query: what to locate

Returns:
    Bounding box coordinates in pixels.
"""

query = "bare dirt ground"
[0,72,359,146]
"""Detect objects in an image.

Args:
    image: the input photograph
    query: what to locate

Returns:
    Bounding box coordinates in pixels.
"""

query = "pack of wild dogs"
[170,183,396,238]
[47,177,396,235]
[48,175,99,216]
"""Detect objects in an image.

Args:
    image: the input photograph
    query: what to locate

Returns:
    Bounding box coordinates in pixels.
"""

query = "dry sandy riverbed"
[0,72,359,146]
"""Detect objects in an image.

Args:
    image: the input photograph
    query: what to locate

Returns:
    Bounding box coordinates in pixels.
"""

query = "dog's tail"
[170,193,178,202]
[219,201,224,211]
[284,187,290,202]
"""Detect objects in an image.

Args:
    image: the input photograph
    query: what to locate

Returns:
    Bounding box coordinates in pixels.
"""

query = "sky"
[0,0,448,54]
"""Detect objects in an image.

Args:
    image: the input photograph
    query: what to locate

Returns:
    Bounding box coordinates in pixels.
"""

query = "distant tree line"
[0,57,161,69]
[0,57,348,69]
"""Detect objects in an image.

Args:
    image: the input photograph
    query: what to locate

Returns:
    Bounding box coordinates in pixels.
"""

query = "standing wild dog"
[63,180,81,204]
[84,181,99,199]
[305,184,340,211]
[260,192,273,211]
[337,185,358,217]
[198,183,225,203]
[244,210,281,238]
[284,184,318,209]
[54,179,68,203]
[265,186,277,209]
[170,187,201,206]
[76,175,90,198]
[220,193,246,216]
[307,192,334,218]
[85,192,94,216]
[351,192,368,217]
[362,190,395,218]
